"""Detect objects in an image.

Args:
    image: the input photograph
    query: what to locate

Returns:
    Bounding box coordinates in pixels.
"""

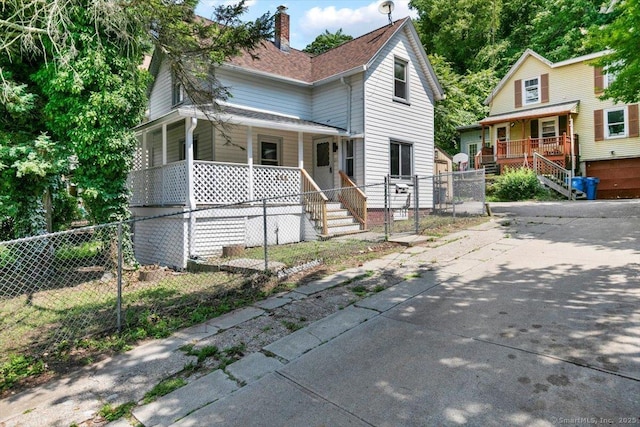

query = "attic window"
[394,58,408,101]
[523,77,539,105]
[172,73,184,106]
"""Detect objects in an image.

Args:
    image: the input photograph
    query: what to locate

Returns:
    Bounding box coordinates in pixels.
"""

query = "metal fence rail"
[0,171,485,361]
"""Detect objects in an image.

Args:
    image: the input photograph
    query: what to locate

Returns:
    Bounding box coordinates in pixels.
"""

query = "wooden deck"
[476,134,578,171]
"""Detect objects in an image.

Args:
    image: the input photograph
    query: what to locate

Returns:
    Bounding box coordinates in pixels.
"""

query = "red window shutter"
[514,79,522,108]
[594,67,604,94]
[594,109,604,141]
[629,104,639,138]
[541,73,549,103]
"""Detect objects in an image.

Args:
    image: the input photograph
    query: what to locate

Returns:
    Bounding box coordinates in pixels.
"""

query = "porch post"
[298,131,304,169]
[186,117,197,209]
[247,126,254,202]
[161,123,167,205]
[141,131,148,169]
[570,115,575,177]
[162,123,167,165]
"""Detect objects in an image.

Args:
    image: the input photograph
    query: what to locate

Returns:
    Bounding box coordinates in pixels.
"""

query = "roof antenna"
[378,1,395,25]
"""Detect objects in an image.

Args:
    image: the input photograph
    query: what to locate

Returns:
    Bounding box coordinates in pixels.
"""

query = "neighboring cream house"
[129,6,443,267]
[476,49,639,199]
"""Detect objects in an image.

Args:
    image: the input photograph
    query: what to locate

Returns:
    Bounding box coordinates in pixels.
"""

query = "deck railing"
[301,168,328,235]
[338,171,367,230]
[496,134,570,160]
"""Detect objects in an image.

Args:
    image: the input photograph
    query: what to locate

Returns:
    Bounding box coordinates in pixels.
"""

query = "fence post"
[263,198,268,271]
[414,175,419,235]
[384,176,389,240]
[116,223,123,333]
[452,173,456,220]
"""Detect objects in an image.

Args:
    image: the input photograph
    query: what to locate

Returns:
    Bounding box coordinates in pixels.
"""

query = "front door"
[314,138,334,192]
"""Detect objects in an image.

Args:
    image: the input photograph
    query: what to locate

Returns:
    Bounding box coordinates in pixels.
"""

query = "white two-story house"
[129,6,443,267]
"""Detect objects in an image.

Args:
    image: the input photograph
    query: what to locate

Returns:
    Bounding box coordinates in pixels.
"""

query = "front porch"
[476,134,579,170]
[477,100,581,173]
[129,107,368,243]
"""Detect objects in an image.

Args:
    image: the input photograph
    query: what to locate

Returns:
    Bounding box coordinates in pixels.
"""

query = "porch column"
[141,131,148,169]
[161,123,167,205]
[247,126,254,202]
[162,123,167,165]
[186,117,197,209]
[298,131,304,169]
[569,115,575,177]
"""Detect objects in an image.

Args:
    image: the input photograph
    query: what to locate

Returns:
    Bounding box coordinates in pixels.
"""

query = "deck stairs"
[482,161,499,175]
[533,153,586,200]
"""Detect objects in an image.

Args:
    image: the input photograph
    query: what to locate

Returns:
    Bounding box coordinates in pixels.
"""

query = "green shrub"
[493,167,544,201]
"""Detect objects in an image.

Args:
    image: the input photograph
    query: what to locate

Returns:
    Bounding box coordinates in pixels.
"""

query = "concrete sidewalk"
[2,203,640,426]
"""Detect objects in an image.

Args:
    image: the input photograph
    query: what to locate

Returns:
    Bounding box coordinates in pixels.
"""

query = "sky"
[195,1,418,50]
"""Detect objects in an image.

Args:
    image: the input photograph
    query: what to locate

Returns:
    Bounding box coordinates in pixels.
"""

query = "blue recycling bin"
[571,177,586,193]
[585,177,600,200]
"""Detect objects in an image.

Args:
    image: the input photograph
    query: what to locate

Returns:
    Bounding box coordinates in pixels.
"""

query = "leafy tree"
[410,0,500,73]
[0,61,68,237]
[529,0,610,62]
[589,0,640,103]
[429,55,497,154]
[303,29,353,55]
[0,0,272,236]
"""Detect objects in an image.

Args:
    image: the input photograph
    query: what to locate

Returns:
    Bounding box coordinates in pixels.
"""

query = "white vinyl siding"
[217,69,312,118]
[148,60,174,120]
[312,79,348,130]
[363,27,435,208]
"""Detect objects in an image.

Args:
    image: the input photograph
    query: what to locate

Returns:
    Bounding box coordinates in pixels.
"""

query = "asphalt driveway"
[174,201,640,426]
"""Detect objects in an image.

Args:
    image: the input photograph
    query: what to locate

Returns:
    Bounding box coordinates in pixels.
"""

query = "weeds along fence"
[0,170,485,362]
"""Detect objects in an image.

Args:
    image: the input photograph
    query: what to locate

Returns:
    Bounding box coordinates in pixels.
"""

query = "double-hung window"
[523,77,539,105]
[390,141,412,177]
[344,139,354,178]
[394,58,408,101]
[605,106,627,139]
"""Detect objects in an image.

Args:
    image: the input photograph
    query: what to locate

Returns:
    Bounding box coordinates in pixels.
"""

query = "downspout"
[186,117,197,260]
[340,77,352,179]
[340,77,352,135]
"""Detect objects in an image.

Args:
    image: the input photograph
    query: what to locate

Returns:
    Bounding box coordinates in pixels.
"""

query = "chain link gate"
[384,170,486,238]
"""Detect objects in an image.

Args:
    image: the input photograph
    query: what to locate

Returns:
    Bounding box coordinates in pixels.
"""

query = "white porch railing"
[129,161,188,206]
[129,161,302,206]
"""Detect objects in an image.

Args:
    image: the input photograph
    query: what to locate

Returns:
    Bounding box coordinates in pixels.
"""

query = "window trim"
[389,140,413,178]
[522,76,540,106]
[604,106,628,139]
[393,57,410,103]
[259,135,282,166]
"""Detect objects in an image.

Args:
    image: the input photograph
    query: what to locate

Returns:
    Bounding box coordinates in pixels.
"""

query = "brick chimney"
[275,5,290,52]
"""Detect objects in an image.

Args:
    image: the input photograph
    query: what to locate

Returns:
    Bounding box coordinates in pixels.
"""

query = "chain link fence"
[0,170,485,367]
[370,169,486,236]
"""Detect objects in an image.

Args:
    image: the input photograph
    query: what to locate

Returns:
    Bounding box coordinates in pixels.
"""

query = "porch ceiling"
[479,100,580,126]
[182,104,348,136]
